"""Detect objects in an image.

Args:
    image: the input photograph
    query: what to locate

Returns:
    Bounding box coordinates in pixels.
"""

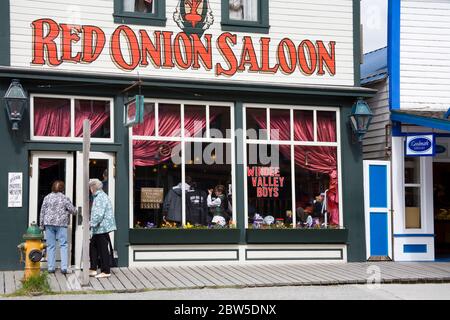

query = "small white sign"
[405,134,435,157]
[8,172,23,208]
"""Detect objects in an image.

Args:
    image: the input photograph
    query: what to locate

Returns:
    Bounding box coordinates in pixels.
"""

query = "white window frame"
[30,93,114,143]
[129,98,235,228]
[243,103,342,229]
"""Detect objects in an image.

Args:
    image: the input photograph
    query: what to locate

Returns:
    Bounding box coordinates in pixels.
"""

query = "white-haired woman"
[88,178,116,278]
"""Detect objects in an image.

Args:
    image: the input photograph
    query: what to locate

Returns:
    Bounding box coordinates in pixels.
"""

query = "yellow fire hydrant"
[18,222,46,280]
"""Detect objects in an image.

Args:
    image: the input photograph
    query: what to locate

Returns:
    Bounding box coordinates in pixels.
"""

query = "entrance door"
[433,162,450,260]
[29,152,74,268]
[364,160,392,260]
[74,151,115,269]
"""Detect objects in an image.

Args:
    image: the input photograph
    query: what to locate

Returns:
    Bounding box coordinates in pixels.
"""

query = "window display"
[131,101,234,229]
[245,105,340,229]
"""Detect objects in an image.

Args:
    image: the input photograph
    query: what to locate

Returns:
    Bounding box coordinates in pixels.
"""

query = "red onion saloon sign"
[30,1,336,77]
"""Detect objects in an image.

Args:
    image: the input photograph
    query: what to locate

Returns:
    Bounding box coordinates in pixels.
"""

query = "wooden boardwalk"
[1,262,450,295]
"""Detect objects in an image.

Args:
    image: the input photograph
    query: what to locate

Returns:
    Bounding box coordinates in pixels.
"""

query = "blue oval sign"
[408,137,432,152]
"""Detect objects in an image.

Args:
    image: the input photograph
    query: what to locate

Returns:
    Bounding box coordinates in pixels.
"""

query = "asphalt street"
[3,283,450,300]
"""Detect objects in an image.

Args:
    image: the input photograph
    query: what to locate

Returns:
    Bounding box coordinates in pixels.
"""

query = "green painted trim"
[0,0,10,66]
[133,249,239,262]
[113,0,167,27]
[0,69,377,98]
[221,0,270,34]
[25,142,122,153]
[234,101,246,244]
[353,0,361,86]
[245,249,344,261]
[129,228,241,244]
[246,229,349,244]
[340,105,366,262]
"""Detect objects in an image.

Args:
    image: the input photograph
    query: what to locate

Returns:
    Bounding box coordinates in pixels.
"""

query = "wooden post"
[81,120,91,286]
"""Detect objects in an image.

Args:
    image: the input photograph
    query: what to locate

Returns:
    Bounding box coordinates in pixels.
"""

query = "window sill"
[221,22,270,34]
[129,228,241,244]
[113,13,167,27]
[246,228,348,244]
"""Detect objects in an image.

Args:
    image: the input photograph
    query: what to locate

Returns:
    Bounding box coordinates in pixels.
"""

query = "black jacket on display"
[187,189,208,225]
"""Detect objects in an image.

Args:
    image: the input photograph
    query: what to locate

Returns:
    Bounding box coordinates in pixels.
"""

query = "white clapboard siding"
[400,0,450,111]
[363,79,390,160]
[9,0,355,87]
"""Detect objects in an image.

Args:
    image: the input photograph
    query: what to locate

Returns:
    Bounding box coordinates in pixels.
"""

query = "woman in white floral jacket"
[88,179,116,278]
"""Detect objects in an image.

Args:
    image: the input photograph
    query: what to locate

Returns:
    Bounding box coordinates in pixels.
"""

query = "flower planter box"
[246,228,348,244]
[129,228,241,245]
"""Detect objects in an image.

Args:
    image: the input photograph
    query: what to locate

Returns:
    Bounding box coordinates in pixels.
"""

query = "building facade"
[0,0,373,270]
[363,0,450,262]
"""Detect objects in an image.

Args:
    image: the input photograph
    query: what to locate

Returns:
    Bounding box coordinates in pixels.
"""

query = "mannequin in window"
[162,176,191,225]
[187,181,208,225]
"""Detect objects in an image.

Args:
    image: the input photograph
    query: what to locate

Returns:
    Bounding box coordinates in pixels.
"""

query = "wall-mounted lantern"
[349,98,373,142]
[3,79,28,130]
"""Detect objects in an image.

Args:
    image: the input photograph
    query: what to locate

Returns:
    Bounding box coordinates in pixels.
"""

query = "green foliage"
[15,272,52,296]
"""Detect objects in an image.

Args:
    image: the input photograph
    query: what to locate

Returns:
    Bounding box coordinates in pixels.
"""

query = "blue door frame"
[364,161,392,259]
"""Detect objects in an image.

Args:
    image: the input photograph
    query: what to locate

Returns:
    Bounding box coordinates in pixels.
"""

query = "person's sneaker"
[48,269,55,274]
[61,269,71,275]
[89,270,98,277]
[95,272,111,278]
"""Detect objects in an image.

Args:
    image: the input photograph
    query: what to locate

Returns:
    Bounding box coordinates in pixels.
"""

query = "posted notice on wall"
[8,172,23,208]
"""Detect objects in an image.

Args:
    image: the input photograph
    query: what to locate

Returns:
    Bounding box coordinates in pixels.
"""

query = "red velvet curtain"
[74,101,110,137]
[252,112,339,225]
[34,101,71,137]
[133,108,210,167]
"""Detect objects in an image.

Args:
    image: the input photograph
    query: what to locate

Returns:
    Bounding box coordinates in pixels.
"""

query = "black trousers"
[89,233,111,274]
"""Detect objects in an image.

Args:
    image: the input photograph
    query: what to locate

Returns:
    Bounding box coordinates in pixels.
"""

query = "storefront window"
[245,106,340,229]
[159,103,181,137]
[75,99,111,138]
[247,144,292,228]
[270,109,290,141]
[32,95,113,142]
[184,105,206,138]
[34,97,71,137]
[294,110,313,141]
[132,101,234,229]
[405,157,421,229]
[133,103,155,136]
[246,108,267,140]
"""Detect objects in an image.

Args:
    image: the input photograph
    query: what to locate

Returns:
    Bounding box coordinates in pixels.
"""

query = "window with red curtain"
[246,106,339,228]
[34,97,71,137]
[132,102,233,229]
[74,99,110,138]
[33,96,112,140]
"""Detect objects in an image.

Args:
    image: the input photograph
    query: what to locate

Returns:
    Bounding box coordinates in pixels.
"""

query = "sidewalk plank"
[4,272,16,294]
[113,268,137,291]
[228,265,274,286]
[54,272,69,292]
[13,271,23,291]
[243,264,294,285]
[166,266,202,287]
[119,268,146,290]
[176,266,212,287]
[96,277,116,291]
[220,265,263,286]
[128,268,156,289]
[107,270,127,291]
[156,267,192,288]
[0,272,5,294]
[255,264,304,284]
[182,266,220,287]
[201,265,239,286]
[147,267,178,288]
[88,276,104,291]
[140,267,166,289]
[47,273,61,292]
